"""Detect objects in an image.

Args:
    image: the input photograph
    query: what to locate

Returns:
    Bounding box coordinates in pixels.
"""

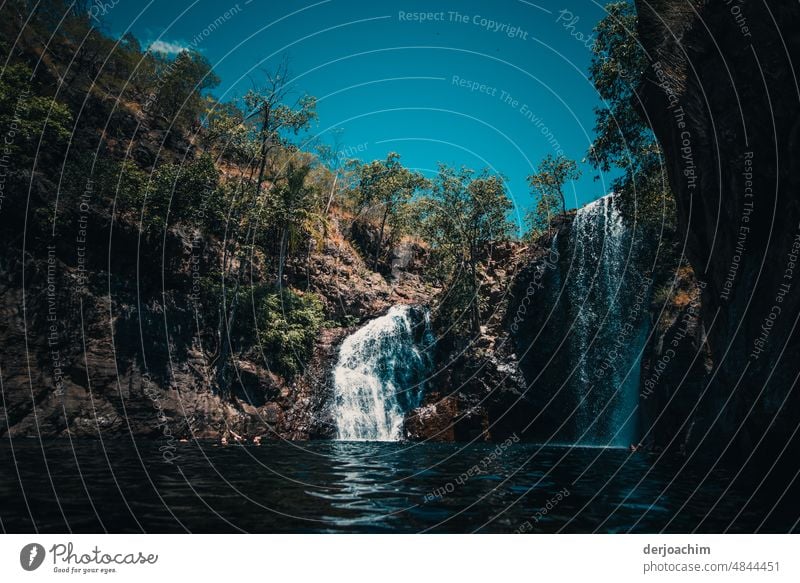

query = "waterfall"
[567,195,650,447]
[332,305,433,441]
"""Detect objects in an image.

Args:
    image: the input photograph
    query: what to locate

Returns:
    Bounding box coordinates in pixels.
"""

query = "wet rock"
[405,396,458,441]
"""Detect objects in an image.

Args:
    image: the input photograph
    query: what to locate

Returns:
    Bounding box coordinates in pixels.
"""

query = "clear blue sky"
[99,0,618,234]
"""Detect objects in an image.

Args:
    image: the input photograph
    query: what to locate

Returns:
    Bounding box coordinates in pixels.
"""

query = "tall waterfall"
[567,195,650,447]
[332,305,433,441]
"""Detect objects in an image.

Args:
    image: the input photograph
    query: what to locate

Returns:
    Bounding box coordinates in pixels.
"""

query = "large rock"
[420,239,534,442]
[405,395,458,442]
[635,0,800,457]
[639,266,713,453]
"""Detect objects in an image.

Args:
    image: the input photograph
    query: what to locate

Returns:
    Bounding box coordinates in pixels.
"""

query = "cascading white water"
[568,195,649,447]
[332,305,432,441]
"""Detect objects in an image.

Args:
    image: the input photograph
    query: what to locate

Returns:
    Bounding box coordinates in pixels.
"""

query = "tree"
[418,165,513,334]
[124,154,219,232]
[152,50,220,129]
[262,159,324,287]
[354,152,427,270]
[213,64,318,400]
[588,1,674,228]
[526,154,581,234]
[201,99,256,166]
[313,128,354,221]
[243,61,317,202]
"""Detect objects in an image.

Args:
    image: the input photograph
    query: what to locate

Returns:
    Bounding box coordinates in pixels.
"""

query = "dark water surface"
[0,440,796,533]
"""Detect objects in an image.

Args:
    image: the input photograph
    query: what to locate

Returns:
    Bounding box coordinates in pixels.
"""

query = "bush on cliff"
[259,288,326,377]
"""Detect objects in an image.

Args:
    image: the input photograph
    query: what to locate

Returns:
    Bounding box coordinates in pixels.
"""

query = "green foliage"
[91,158,149,216]
[259,288,325,377]
[160,153,220,226]
[201,100,257,165]
[588,1,675,229]
[244,92,318,134]
[266,159,314,223]
[588,1,649,173]
[355,153,426,214]
[0,63,72,167]
[417,165,513,333]
[434,269,485,337]
[111,154,221,232]
[278,95,318,136]
[243,87,317,155]
[526,154,581,234]
[418,165,513,266]
[262,158,326,253]
[354,152,427,267]
[153,50,220,128]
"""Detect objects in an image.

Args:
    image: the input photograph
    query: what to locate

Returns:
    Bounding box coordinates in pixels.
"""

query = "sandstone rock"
[405,396,458,442]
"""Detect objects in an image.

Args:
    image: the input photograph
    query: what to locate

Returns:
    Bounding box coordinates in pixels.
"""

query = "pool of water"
[0,439,795,533]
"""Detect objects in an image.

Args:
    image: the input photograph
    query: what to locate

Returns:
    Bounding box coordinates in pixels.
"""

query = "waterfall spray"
[332,305,433,441]
[567,195,650,446]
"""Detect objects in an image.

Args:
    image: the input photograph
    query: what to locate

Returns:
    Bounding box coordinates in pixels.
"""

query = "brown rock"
[405,396,458,442]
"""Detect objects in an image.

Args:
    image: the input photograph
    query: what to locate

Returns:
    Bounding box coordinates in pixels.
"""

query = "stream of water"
[567,195,650,446]
[332,305,433,441]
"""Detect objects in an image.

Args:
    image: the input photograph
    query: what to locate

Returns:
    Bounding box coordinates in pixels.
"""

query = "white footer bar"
[1,534,796,582]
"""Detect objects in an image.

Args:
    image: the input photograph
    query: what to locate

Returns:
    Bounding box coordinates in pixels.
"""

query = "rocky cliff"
[635,0,800,458]
[639,266,713,453]
[0,175,430,441]
[405,240,531,442]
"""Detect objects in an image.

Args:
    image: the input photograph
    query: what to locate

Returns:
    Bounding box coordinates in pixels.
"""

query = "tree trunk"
[214,243,248,400]
[306,238,313,290]
[324,173,338,217]
[254,107,271,200]
[470,259,481,335]
[374,205,390,271]
[213,107,272,398]
[277,226,288,288]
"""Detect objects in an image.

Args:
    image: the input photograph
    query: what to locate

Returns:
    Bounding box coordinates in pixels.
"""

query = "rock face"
[404,395,458,442]
[502,221,575,442]
[302,216,433,323]
[636,0,800,456]
[0,172,430,441]
[0,208,263,441]
[405,240,533,442]
[639,266,713,453]
[504,198,656,447]
[346,219,429,280]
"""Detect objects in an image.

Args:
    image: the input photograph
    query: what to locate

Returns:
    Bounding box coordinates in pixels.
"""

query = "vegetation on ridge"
[0,0,678,401]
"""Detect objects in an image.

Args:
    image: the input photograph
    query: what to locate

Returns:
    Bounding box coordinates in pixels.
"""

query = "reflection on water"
[0,440,795,533]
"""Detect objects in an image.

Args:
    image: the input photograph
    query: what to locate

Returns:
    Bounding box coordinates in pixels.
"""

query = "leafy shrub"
[0,63,72,168]
[106,154,221,232]
[152,50,220,129]
[259,288,325,377]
